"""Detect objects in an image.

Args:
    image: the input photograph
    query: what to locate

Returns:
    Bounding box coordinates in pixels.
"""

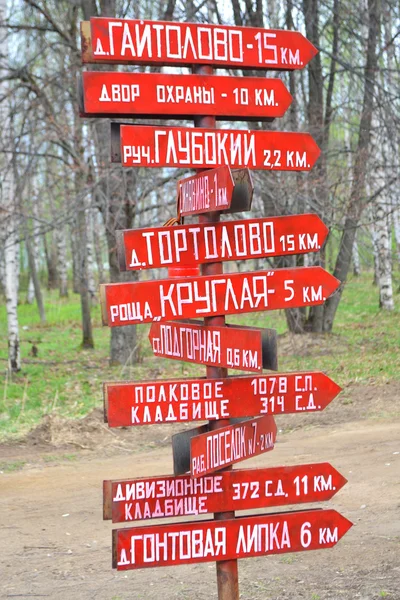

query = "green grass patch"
[0,274,399,440]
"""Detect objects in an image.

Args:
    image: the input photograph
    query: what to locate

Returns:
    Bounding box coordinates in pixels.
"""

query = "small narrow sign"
[100,267,340,327]
[104,372,341,428]
[83,19,318,71]
[148,320,277,373]
[116,214,328,271]
[190,415,277,477]
[177,165,234,215]
[113,509,352,570]
[80,71,292,120]
[117,125,320,171]
[104,463,347,523]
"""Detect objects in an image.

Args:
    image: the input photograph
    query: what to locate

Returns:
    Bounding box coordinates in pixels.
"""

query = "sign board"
[80,71,292,120]
[116,124,320,170]
[82,19,318,71]
[104,371,340,428]
[100,266,340,327]
[148,320,277,373]
[112,508,352,570]
[177,165,234,215]
[191,414,277,476]
[116,214,328,271]
[104,463,347,523]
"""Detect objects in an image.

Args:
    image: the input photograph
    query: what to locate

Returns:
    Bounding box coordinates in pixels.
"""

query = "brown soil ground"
[1,381,399,600]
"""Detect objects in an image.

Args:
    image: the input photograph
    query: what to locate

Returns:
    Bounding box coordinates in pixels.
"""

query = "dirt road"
[1,398,399,600]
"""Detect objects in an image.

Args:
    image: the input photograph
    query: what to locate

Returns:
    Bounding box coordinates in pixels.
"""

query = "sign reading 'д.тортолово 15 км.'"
[116,214,328,271]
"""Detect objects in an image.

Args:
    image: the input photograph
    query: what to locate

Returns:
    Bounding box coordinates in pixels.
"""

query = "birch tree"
[0,0,20,372]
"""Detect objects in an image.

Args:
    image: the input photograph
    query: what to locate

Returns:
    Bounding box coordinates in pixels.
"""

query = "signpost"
[104,371,341,427]
[80,71,293,120]
[81,19,318,71]
[79,15,351,600]
[112,509,352,570]
[116,213,329,271]
[116,124,321,170]
[100,266,340,327]
[148,320,278,373]
[104,463,347,523]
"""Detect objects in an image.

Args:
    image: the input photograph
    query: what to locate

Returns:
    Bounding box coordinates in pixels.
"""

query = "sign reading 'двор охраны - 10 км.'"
[116,214,328,271]
[104,372,341,427]
[80,72,293,120]
[115,125,320,170]
[100,267,340,327]
[82,18,318,71]
[104,463,347,523]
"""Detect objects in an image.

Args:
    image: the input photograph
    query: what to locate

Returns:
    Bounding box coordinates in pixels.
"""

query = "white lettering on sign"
[128,222,275,268]
[133,380,224,404]
[156,85,215,105]
[100,22,244,64]
[180,174,211,212]
[235,521,291,553]
[158,276,269,318]
[99,83,140,103]
[152,324,221,364]
[121,527,227,566]
[123,129,257,167]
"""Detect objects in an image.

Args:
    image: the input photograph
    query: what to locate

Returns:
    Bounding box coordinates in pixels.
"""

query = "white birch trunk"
[369,202,380,286]
[374,197,394,309]
[57,226,68,297]
[0,0,20,371]
[86,205,98,305]
[352,236,361,276]
[392,204,400,266]
[370,111,394,309]
[26,200,40,304]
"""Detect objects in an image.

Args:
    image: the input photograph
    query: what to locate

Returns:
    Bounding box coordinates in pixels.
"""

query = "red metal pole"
[193,64,239,600]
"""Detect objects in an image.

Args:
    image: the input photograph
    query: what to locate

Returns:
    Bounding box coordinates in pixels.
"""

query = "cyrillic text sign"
[83,18,318,71]
[104,463,347,523]
[100,267,340,327]
[113,509,352,570]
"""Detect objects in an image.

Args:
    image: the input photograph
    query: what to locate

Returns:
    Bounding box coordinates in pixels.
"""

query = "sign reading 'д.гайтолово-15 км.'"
[82,18,317,71]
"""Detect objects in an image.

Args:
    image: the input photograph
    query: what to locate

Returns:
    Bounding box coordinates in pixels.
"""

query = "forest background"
[0,0,399,440]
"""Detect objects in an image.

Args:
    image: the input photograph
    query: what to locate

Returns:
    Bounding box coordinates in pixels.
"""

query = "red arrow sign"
[116,214,328,271]
[113,509,352,570]
[148,321,277,373]
[191,415,277,476]
[80,72,292,120]
[103,372,341,428]
[177,165,234,215]
[100,267,339,327]
[118,125,320,170]
[104,463,347,523]
[83,19,317,71]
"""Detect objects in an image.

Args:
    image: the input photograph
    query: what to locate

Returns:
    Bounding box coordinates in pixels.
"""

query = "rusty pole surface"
[193,64,239,600]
